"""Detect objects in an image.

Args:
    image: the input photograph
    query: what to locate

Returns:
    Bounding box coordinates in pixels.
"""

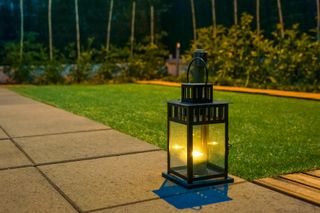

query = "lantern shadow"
[153,180,232,209]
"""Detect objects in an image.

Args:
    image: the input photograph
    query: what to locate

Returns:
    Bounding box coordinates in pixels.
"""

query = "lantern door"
[168,121,188,179]
[192,123,226,179]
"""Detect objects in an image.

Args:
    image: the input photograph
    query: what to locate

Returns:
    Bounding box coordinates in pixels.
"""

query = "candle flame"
[192,150,204,158]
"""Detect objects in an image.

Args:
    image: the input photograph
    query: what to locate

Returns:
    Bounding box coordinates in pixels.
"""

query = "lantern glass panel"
[192,123,225,178]
[169,121,187,176]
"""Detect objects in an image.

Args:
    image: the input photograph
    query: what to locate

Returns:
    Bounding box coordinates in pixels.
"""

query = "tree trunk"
[211,0,216,38]
[317,0,320,41]
[75,0,80,59]
[190,0,196,40]
[150,5,154,45]
[130,1,136,57]
[277,0,284,38]
[256,0,260,37]
[234,0,238,26]
[106,0,113,54]
[20,0,24,62]
[48,0,53,60]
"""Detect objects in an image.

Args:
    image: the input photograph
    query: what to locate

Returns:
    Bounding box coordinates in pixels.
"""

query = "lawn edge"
[137,80,320,101]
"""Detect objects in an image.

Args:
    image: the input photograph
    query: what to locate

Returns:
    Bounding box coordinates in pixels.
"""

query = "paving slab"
[0,128,8,139]
[0,167,77,213]
[0,87,23,96]
[39,151,167,212]
[103,182,320,213]
[15,130,160,164]
[0,139,32,169]
[0,91,39,106]
[39,151,244,212]
[0,103,108,137]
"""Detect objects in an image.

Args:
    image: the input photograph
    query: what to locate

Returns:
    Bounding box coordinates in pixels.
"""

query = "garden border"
[137,80,320,101]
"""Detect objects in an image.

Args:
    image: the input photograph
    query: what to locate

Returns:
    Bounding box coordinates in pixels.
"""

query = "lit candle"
[192,150,204,158]
[193,125,209,176]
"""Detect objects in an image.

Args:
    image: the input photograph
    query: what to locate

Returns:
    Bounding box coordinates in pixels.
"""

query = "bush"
[97,35,169,82]
[129,42,169,80]
[189,13,320,92]
[3,32,47,83]
[69,38,95,83]
[37,60,64,84]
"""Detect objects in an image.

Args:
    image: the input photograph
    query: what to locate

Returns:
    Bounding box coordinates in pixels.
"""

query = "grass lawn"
[11,84,320,181]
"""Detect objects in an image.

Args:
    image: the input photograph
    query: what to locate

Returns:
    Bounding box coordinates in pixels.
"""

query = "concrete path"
[0,87,319,213]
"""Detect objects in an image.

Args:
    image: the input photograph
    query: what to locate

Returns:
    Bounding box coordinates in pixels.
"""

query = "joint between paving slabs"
[34,149,163,167]
[4,125,246,211]
[85,181,246,213]
[0,126,81,212]
[0,126,36,165]
[14,139,83,212]
[0,125,164,213]
[84,177,246,212]
[10,128,112,139]
[33,150,162,213]
[0,138,9,141]
[36,167,82,213]
[84,197,161,213]
[0,126,9,140]
[0,165,34,172]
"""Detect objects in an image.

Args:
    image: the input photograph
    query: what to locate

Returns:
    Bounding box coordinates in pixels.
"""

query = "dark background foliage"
[0,0,318,62]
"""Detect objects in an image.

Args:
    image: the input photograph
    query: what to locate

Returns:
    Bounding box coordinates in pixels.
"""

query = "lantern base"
[162,172,234,189]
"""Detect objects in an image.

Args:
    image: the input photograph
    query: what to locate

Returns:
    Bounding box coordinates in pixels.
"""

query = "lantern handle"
[186,57,209,84]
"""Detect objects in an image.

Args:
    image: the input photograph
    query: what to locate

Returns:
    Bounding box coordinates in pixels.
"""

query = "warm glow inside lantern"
[162,50,234,188]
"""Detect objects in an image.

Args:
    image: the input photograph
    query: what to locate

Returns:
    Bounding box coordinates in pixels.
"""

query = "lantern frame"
[162,56,234,188]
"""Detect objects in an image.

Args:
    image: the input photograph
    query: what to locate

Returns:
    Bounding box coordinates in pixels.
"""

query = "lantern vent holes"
[168,103,226,125]
[181,83,213,103]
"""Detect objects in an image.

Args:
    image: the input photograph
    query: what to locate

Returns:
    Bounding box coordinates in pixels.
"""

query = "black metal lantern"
[162,50,234,188]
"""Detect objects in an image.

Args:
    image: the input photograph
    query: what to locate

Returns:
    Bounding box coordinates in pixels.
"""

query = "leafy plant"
[39,60,64,84]
[3,32,47,83]
[96,33,169,83]
[271,24,320,90]
[188,13,320,92]
[69,38,95,83]
[96,46,131,83]
[129,41,169,80]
